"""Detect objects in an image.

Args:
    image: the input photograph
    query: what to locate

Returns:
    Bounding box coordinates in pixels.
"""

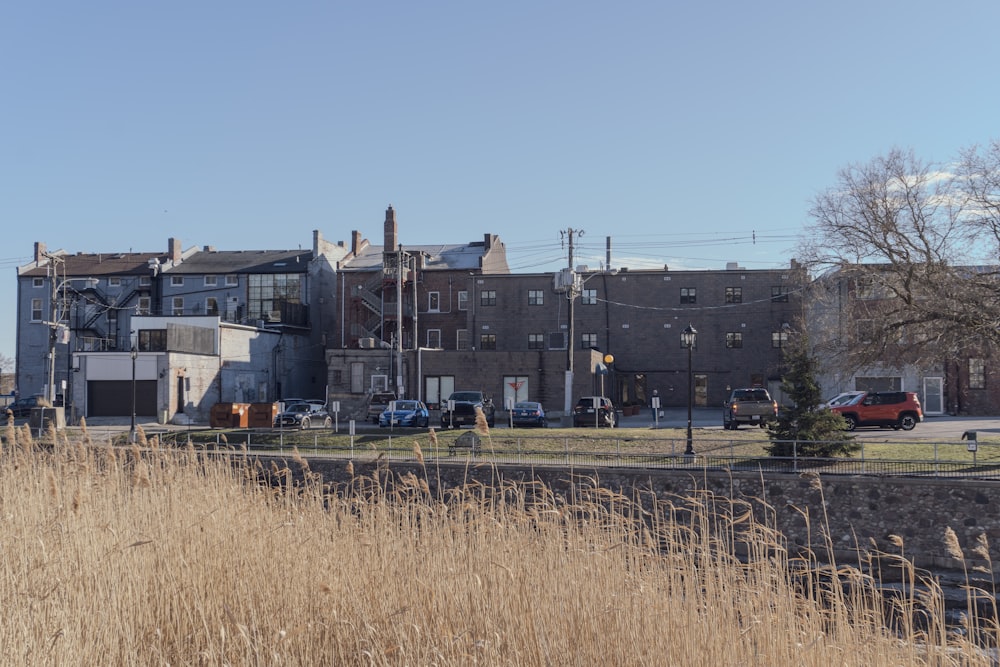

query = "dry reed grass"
[0,429,996,665]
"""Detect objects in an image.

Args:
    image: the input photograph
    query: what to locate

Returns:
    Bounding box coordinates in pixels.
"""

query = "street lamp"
[681,324,697,455]
[129,344,138,443]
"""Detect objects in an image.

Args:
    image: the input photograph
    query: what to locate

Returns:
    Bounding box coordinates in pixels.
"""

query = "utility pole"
[561,228,584,424]
[396,244,404,398]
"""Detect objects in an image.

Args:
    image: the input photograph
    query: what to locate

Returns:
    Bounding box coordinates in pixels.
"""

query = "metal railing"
[144,431,1000,480]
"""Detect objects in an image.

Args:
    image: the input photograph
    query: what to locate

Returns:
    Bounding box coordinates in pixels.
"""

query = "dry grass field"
[3,417,999,665]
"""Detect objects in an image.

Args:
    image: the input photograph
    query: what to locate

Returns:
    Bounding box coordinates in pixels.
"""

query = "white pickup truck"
[723,388,778,430]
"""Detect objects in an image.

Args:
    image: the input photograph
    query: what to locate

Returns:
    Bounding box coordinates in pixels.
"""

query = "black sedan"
[511,401,548,428]
[274,402,333,429]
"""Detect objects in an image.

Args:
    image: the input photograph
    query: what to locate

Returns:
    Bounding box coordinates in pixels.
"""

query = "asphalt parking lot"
[7,407,998,444]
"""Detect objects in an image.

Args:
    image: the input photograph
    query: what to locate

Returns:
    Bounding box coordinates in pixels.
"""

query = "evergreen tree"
[765,335,858,457]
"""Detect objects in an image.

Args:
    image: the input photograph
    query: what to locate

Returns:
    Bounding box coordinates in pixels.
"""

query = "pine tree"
[765,335,858,457]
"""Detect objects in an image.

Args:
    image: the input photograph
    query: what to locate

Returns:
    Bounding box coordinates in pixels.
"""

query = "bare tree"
[800,146,1000,371]
[0,353,13,394]
[955,138,1000,253]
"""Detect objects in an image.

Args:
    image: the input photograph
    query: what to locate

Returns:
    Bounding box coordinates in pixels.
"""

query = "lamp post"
[681,324,697,456]
[129,345,138,443]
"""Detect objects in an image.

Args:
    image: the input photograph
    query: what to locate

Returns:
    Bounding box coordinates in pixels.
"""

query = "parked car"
[511,401,547,428]
[379,400,430,428]
[440,391,496,429]
[5,395,46,418]
[829,391,923,431]
[723,387,778,430]
[573,396,619,428]
[275,402,333,429]
[367,392,398,424]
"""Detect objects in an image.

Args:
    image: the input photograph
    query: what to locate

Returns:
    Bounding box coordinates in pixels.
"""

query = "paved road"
[610,407,998,443]
[13,407,1000,444]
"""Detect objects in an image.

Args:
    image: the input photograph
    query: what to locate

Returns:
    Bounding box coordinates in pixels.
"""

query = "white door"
[351,362,365,393]
[922,377,943,415]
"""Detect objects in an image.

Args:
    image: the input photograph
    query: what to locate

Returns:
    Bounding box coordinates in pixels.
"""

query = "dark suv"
[830,391,923,431]
[6,395,46,418]
[573,396,619,428]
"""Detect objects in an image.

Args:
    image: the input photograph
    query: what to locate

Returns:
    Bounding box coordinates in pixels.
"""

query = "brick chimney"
[384,205,397,251]
[34,242,47,263]
[168,237,182,263]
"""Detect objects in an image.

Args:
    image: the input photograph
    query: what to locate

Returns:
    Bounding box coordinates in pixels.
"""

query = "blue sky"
[3,1,999,365]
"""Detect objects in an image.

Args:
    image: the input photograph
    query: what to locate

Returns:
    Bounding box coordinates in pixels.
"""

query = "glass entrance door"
[922,377,943,415]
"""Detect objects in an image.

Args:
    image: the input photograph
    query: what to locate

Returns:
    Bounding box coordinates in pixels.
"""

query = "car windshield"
[827,392,861,407]
[514,402,538,409]
[394,401,418,411]
[450,392,482,402]
[286,403,310,412]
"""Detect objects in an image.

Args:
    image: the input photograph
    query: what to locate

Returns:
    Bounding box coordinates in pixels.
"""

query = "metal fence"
[159,430,1000,480]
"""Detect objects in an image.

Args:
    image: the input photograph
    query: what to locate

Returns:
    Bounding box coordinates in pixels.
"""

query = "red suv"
[830,391,923,431]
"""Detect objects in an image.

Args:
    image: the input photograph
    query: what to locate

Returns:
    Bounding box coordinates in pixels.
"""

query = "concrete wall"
[285,456,1000,573]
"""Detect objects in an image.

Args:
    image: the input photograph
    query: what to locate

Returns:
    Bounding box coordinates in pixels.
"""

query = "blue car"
[379,400,430,428]
[511,401,548,428]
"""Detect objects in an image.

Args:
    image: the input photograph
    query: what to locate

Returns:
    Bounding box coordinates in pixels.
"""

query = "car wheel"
[419,416,428,428]
[300,416,311,429]
[899,414,917,431]
[842,415,857,431]
[323,417,333,428]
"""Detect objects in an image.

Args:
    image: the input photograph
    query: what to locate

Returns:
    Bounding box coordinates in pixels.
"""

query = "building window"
[457,329,469,350]
[581,333,598,349]
[248,273,304,321]
[772,330,789,348]
[581,288,597,305]
[528,289,544,306]
[33,277,44,288]
[725,287,742,304]
[528,333,544,349]
[137,297,151,315]
[970,359,986,389]
[204,275,218,287]
[225,275,239,287]
[139,276,151,287]
[172,297,184,316]
[171,275,184,287]
[855,276,876,299]
[206,297,219,315]
[31,298,43,321]
[109,277,121,287]
[428,292,440,312]
[726,332,743,348]
[138,329,167,352]
[856,320,874,344]
[771,286,789,302]
[480,290,496,307]
[458,290,468,311]
[680,287,696,304]
[479,333,496,350]
[426,329,441,348]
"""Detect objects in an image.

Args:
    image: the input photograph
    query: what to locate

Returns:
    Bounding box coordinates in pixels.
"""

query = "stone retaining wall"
[271,454,1000,573]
